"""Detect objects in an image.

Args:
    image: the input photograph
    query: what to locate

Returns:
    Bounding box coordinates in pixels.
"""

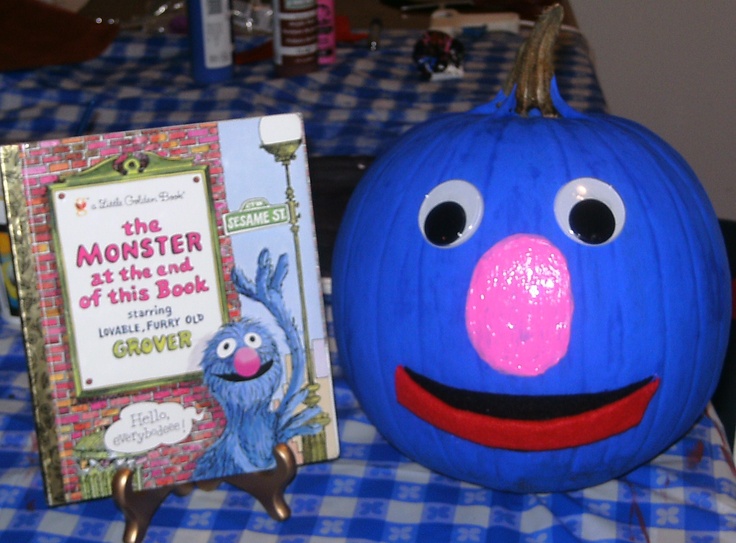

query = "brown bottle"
[272,0,319,77]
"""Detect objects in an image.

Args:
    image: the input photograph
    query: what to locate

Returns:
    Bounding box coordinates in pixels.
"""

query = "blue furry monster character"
[194,248,323,479]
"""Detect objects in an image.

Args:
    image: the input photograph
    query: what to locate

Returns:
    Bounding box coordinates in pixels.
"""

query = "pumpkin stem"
[502,3,564,117]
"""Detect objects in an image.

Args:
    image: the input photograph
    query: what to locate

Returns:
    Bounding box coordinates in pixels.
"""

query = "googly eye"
[216,338,237,359]
[554,178,625,246]
[419,180,484,248]
[244,333,262,349]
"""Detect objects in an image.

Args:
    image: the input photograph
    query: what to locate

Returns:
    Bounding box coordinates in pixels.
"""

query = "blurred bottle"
[188,0,234,83]
[316,0,336,65]
[272,0,318,76]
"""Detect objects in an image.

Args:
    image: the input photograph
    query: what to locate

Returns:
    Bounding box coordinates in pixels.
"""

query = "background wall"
[570,1,736,220]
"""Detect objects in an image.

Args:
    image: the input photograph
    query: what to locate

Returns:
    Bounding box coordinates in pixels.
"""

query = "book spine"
[1,144,66,505]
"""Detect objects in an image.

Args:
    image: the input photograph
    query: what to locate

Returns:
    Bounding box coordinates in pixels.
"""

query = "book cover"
[0,113,339,506]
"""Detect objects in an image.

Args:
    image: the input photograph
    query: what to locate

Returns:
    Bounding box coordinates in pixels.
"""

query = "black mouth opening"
[215,359,274,383]
[404,367,656,421]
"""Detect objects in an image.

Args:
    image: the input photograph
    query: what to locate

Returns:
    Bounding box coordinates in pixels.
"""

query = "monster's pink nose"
[465,234,574,376]
[233,347,262,378]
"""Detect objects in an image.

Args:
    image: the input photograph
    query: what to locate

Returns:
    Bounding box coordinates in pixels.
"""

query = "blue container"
[188,0,233,84]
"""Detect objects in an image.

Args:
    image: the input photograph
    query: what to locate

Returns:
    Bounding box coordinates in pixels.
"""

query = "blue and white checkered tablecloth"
[1,303,736,543]
[0,27,606,157]
[1,26,735,543]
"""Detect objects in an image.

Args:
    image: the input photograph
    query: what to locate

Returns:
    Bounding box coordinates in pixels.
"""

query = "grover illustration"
[194,248,322,479]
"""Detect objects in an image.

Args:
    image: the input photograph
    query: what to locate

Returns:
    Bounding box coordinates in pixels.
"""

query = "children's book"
[0,114,339,506]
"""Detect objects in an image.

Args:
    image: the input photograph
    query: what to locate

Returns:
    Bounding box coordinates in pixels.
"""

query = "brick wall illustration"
[19,123,241,501]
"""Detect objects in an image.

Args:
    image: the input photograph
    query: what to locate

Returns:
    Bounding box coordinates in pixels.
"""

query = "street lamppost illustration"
[259,114,328,462]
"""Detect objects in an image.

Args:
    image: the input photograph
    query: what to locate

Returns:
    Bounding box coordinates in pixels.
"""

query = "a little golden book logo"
[223,197,290,235]
[75,197,89,216]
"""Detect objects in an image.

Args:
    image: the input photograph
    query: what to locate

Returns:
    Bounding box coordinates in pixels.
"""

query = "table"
[0,27,606,156]
[1,298,736,542]
[1,25,735,543]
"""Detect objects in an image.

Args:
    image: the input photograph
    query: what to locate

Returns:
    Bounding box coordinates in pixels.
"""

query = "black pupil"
[424,201,466,246]
[569,199,615,245]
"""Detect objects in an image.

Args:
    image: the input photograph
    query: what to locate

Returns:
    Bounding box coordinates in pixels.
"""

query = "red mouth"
[395,366,659,451]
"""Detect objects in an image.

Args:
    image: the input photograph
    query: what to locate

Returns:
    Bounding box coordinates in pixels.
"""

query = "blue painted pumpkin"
[331,8,730,493]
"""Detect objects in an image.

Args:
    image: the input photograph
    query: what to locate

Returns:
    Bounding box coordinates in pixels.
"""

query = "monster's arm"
[231,248,307,418]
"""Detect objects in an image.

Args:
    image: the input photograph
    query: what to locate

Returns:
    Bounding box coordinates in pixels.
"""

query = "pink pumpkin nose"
[465,234,573,376]
[233,347,262,378]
